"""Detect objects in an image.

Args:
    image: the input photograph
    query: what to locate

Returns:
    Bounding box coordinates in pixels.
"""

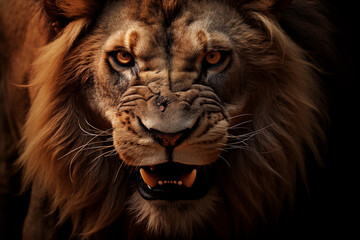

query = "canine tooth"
[140,168,158,188]
[182,169,197,188]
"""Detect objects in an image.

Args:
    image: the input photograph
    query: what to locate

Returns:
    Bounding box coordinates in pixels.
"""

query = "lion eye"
[116,51,133,65]
[108,50,135,70]
[203,50,230,71]
[205,51,221,65]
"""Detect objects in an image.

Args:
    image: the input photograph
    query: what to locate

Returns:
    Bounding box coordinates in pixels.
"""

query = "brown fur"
[0,0,331,239]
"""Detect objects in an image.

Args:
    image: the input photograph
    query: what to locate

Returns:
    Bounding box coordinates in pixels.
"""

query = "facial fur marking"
[129,31,139,53]
[196,30,208,52]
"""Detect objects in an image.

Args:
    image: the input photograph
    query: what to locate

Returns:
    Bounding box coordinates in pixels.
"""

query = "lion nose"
[148,128,189,147]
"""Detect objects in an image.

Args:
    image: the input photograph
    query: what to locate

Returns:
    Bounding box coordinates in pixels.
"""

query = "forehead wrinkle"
[103,25,158,53]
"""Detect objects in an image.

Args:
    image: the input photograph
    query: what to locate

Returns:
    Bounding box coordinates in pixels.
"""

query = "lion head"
[17,0,329,239]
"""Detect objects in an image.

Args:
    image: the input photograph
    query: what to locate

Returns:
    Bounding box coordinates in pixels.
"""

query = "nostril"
[149,128,188,147]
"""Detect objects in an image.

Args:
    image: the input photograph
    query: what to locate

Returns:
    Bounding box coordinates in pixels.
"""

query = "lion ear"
[43,0,102,32]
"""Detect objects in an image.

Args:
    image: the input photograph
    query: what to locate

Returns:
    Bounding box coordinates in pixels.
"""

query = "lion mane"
[0,0,331,239]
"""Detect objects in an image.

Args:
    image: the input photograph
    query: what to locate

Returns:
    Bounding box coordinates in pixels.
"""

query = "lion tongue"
[139,168,197,188]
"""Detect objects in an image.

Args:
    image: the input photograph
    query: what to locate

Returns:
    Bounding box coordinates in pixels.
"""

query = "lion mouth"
[136,162,216,200]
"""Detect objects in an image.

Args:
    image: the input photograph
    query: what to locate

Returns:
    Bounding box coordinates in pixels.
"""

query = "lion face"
[87,1,241,201]
[17,0,328,238]
[79,1,250,233]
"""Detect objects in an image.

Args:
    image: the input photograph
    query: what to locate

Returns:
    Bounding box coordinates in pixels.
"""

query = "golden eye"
[116,51,133,65]
[205,51,221,65]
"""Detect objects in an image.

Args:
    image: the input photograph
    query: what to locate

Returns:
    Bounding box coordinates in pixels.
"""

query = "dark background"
[320,0,357,238]
[281,1,358,239]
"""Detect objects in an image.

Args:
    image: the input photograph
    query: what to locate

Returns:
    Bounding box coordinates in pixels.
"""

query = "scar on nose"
[159,105,166,112]
[156,96,170,112]
[157,100,168,112]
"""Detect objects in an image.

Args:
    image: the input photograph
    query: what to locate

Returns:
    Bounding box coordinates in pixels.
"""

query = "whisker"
[216,147,230,153]
[84,145,114,161]
[228,120,253,130]
[228,134,257,146]
[227,131,259,139]
[216,124,276,156]
[104,149,117,158]
[79,118,113,136]
[84,150,117,179]
[84,118,113,134]
[85,149,117,177]
[222,145,258,152]
[228,124,274,145]
[89,146,116,164]
[227,113,252,120]
[219,155,231,167]
[67,119,114,183]
[68,131,108,182]
[78,121,101,136]
[113,159,126,183]
[223,144,280,154]
[59,139,114,160]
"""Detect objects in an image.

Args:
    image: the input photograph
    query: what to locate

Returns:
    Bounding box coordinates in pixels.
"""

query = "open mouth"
[136,162,216,200]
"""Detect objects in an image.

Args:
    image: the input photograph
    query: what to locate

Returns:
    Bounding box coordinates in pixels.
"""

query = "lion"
[0,0,332,239]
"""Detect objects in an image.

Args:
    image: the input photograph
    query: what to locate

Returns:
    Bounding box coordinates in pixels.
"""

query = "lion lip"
[136,162,216,200]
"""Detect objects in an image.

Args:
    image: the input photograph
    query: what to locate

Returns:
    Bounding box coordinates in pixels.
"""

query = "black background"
[320,0,357,238]
[283,1,358,239]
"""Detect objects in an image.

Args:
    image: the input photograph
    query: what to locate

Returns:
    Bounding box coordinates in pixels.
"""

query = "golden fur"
[0,0,331,239]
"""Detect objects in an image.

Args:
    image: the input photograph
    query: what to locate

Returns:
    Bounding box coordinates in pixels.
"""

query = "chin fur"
[126,187,221,238]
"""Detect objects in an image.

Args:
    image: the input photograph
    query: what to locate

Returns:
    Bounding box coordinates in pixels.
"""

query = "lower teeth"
[139,168,197,188]
[158,180,183,186]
